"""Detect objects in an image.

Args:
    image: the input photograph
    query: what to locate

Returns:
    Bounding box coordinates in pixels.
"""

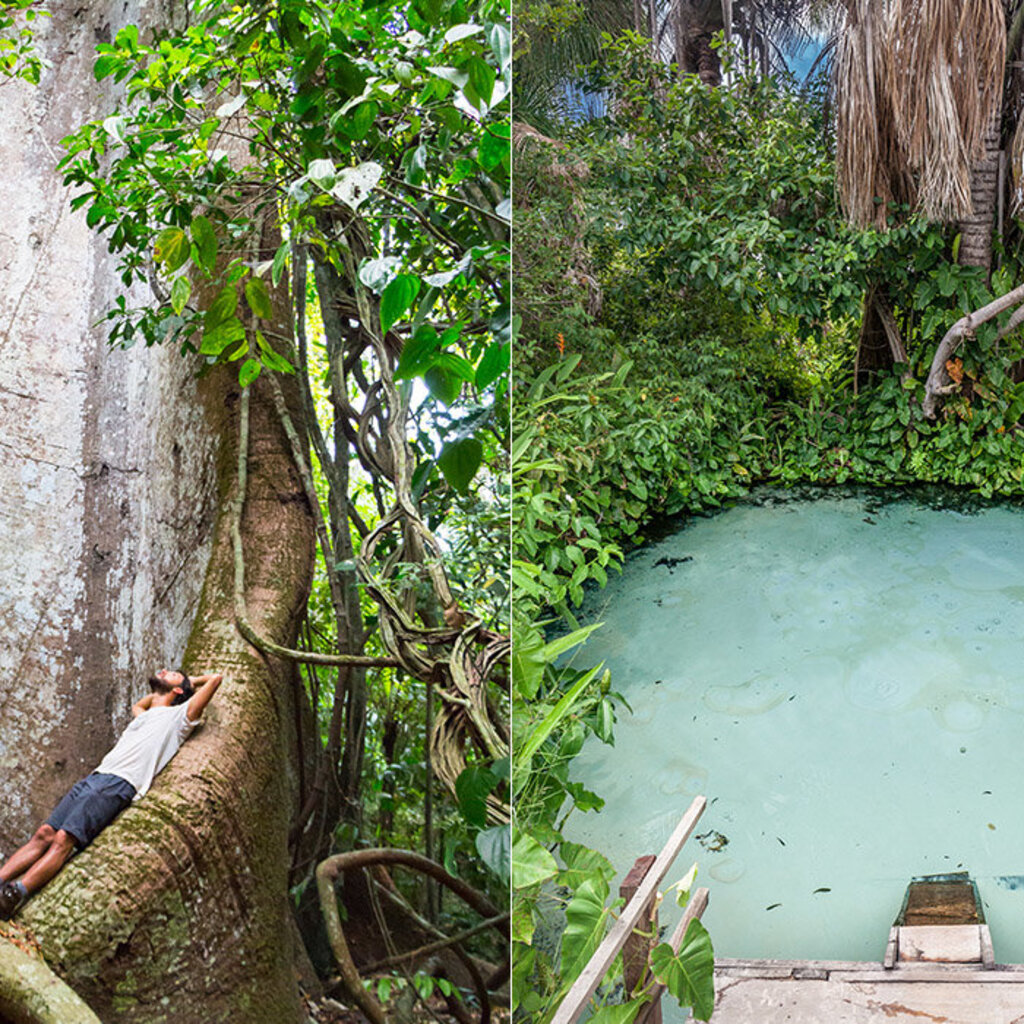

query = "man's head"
[148,669,194,707]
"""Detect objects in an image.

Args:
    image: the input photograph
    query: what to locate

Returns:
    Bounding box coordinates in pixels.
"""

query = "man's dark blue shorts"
[46,773,136,848]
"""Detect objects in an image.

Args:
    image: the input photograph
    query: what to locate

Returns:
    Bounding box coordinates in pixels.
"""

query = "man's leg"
[0,824,58,882]
[18,829,76,894]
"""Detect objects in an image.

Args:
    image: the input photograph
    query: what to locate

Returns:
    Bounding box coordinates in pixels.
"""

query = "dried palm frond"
[838,0,1005,226]
[836,0,902,226]
[1011,112,1024,215]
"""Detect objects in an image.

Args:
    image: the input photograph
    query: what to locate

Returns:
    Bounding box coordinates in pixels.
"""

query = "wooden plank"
[620,856,659,1023]
[636,888,710,1024]
[550,796,707,1024]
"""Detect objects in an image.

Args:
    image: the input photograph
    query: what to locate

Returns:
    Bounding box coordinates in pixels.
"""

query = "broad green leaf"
[245,277,273,319]
[479,121,510,171]
[380,274,420,333]
[238,358,261,387]
[511,900,535,946]
[190,215,217,272]
[154,228,189,272]
[394,325,441,380]
[170,276,191,315]
[200,317,245,356]
[346,100,378,140]
[426,65,469,89]
[476,825,510,880]
[93,54,118,80]
[256,330,295,374]
[560,875,611,982]
[559,841,617,889]
[649,920,716,1021]
[465,56,495,106]
[437,437,483,493]
[475,341,509,389]
[454,764,498,828]
[511,830,558,890]
[205,285,238,329]
[424,364,461,405]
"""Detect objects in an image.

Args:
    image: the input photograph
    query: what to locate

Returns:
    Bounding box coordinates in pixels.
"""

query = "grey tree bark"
[0,3,318,1021]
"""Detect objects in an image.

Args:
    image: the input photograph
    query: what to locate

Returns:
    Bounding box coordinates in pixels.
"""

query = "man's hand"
[186,673,224,722]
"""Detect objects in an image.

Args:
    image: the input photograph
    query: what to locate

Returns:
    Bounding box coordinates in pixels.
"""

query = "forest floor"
[304,990,511,1023]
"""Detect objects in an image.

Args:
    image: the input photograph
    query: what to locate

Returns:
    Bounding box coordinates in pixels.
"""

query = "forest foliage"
[513,15,1024,1023]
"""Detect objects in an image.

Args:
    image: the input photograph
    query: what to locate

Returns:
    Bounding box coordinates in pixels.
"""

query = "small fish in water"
[653,679,663,685]
[788,694,796,701]
[813,887,831,894]
[996,876,1024,891]
[766,903,782,911]
[988,823,997,830]
[776,837,786,846]
[863,517,877,525]
[983,790,992,795]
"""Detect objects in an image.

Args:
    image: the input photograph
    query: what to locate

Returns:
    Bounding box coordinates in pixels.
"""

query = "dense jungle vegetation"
[512,1,1024,1020]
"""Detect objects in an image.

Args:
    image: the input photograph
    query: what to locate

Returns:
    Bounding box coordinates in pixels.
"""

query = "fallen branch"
[923,282,1024,418]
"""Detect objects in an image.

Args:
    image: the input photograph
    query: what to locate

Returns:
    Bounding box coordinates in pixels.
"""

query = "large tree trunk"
[20,368,316,1023]
[1,2,318,1019]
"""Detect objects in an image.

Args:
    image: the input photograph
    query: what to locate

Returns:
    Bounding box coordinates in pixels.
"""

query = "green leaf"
[380,274,421,333]
[559,842,617,890]
[476,825,510,880]
[437,437,483,493]
[585,1004,642,1024]
[346,100,378,140]
[488,21,511,71]
[190,215,217,273]
[465,57,495,106]
[271,242,290,288]
[511,830,558,890]
[256,330,295,374]
[154,228,189,272]
[649,920,716,1021]
[170,276,191,315]
[93,54,119,80]
[560,875,611,981]
[238,358,262,387]
[455,764,498,828]
[394,325,441,380]
[475,341,509,389]
[479,122,510,171]
[517,664,603,765]
[200,317,245,356]
[424,364,461,405]
[245,277,273,319]
[205,285,238,329]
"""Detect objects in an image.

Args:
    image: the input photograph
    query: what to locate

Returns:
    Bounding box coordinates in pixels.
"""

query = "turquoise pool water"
[564,490,1024,964]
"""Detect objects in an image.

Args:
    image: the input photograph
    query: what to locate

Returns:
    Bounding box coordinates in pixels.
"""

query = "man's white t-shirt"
[94,703,199,800]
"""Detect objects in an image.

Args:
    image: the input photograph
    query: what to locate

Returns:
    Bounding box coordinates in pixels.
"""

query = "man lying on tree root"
[0,669,223,918]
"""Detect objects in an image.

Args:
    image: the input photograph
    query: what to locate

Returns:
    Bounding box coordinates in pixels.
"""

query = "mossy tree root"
[0,936,101,1024]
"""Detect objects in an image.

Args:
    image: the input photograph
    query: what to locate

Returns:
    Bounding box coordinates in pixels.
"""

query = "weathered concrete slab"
[898,925,983,963]
[714,961,1024,1023]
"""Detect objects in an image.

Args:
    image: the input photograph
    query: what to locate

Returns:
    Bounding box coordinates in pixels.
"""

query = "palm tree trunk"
[958,113,1002,272]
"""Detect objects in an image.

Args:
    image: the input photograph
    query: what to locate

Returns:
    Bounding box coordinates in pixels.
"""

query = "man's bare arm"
[186,673,224,722]
[132,694,155,718]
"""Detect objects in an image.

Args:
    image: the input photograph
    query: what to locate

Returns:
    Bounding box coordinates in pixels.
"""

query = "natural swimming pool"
[564,489,1024,964]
